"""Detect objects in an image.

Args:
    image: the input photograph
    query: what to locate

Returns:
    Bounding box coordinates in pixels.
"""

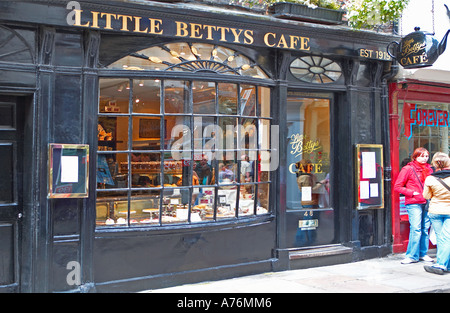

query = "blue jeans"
[429,213,450,271]
[406,203,430,261]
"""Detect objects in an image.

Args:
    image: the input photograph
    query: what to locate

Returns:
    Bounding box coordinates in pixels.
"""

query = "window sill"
[94,213,275,237]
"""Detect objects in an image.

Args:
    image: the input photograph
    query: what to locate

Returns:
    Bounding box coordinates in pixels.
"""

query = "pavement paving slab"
[143,252,450,293]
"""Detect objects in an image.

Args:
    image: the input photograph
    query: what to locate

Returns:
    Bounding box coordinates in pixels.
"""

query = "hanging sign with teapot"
[388,27,450,68]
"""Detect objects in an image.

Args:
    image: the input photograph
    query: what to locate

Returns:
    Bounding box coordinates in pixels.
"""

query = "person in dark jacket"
[394,147,434,264]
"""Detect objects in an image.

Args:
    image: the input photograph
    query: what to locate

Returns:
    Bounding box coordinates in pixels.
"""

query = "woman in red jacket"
[394,147,434,264]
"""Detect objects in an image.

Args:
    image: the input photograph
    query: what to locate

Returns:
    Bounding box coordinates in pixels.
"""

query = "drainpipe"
[381,60,399,246]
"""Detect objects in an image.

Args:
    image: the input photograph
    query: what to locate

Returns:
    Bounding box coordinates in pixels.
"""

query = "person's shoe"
[419,255,435,263]
[401,257,418,264]
[424,264,445,275]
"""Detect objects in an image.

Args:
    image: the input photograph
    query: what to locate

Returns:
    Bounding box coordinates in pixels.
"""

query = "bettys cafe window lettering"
[286,96,331,210]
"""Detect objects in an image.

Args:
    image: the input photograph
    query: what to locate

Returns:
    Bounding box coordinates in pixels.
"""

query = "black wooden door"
[0,95,24,292]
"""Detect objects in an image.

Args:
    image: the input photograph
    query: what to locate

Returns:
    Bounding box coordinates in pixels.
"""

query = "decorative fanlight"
[290,56,342,84]
[107,42,269,79]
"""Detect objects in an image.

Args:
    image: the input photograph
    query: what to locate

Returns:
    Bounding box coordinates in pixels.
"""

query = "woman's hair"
[411,147,429,161]
[431,152,450,170]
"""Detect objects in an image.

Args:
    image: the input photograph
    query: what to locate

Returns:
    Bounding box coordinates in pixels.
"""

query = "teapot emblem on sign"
[388,27,450,69]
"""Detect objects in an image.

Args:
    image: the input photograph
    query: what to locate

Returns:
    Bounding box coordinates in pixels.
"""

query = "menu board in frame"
[355,144,384,210]
[48,144,89,198]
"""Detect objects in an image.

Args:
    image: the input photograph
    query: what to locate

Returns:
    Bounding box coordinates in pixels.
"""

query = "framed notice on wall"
[355,144,384,210]
[48,144,89,198]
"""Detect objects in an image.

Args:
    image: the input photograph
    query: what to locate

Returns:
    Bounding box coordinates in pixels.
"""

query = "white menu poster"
[362,151,376,179]
[61,156,79,183]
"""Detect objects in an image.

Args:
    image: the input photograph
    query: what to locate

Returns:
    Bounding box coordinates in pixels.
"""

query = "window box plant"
[232,0,410,30]
[268,0,346,25]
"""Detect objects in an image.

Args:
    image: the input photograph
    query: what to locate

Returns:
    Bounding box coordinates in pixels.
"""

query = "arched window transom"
[107,42,269,79]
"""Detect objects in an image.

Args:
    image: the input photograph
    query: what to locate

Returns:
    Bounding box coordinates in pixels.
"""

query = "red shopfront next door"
[389,81,450,253]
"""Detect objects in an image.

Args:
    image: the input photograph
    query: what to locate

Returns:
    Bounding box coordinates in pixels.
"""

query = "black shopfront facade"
[0,0,397,292]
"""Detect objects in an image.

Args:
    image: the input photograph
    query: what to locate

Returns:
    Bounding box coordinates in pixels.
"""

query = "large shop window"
[96,43,272,227]
[398,101,450,164]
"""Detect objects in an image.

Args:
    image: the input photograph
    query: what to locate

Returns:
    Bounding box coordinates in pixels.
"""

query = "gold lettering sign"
[289,133,320,158]
[69,8,310,52]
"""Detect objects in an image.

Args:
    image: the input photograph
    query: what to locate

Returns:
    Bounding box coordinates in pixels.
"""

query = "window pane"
[240,118,257,151]
[97,153,128,189]
[133,79,161,114]
[96,191,128,226]
[193,116,215,161]
[218,157,237,184]
[165,42,193,64]
[164,80,190,113]
[166,115,191,154]
[258,87,271,118]
[192,187,215,222]
[218,83,238,115]
[240,153,254,183]
[164,159,185,186]
[99,78,130,114]
[217,187,237,219]
[219,116,237,150]
[240,85,256,116]
[98,116,129,151]
[241,152,256,183]
[259,150,271,182]
[131,153,161,188]
[193,81,215,114]
[257,183,270,215]
[195,156,214,186]
[130,190,161,226]
[132,117,161,150]
[162,188,190,224]
[239,184,255,216]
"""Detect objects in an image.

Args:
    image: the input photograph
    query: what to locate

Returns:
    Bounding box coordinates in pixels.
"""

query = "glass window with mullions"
[96,78,272,227]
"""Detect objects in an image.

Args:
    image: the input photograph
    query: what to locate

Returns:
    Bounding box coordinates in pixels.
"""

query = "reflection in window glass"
[97,76,272,227]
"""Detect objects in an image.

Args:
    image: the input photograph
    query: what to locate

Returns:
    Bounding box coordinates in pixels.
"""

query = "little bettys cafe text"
[66,7,311,52]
